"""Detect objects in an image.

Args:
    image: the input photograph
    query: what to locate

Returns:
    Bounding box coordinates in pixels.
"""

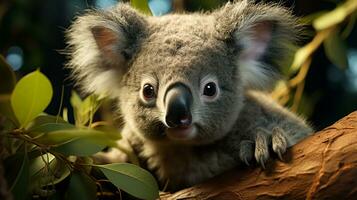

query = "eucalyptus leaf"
[29,153,55,177]
[70,91,82,124]
[35,128,116,146]
[97,163,159,200]
[323,29,348,69]
[28,122,76,138]
[29,154,71,190]
[0,55,16,94]
[67,172,97,200]
[26,114,68,130]
[94,124,122,140]
[70,91,101,126]
[11,70,53,127]
[81,94,101,125]
[131,0,152,15]
[53,137,106,156]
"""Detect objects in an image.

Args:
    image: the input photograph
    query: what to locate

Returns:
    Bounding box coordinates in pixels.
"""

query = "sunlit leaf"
[11,70,53,127]
[4,153,30,200]
[97,163,159,200]
[289,29,332,74]
[289,46,311,73]
[35,128,116,147]
[81,95,101,125]
[313,0,357,30]
[131,0,152,15]
[62,107,69,122]
[67,172,97,200]
[323,29,348,69]
[70,91,82,124]
[0,55,16,94]
[70,91,102,126]
[53,137,106,156]
[300,10,328,24]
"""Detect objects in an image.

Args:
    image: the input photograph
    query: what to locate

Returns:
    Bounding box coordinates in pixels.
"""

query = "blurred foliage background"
[0,0,357,130]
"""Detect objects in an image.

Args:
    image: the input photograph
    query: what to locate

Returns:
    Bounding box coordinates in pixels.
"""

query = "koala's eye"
[203,82,217,97]
[142,83,156,100]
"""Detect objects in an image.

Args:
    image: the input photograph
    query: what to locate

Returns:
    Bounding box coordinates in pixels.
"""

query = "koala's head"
[67,0,299,145]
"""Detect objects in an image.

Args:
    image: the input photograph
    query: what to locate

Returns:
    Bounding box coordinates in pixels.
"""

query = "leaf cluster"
[271,0,357,115]
[0,52,159,200]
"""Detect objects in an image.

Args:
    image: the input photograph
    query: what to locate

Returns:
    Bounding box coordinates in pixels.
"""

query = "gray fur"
[66,0,313,191]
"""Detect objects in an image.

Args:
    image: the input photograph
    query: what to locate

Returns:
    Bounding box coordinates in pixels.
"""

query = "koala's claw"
[239,140,254,166]
[272,127,288,161]
[239,127,289,168]
[254,131,269,168]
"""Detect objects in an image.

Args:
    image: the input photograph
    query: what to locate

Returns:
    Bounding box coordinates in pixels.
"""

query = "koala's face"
[67,1,298,145]
[118,17,244,144]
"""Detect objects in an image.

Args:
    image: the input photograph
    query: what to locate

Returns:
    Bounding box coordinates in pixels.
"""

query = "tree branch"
[160,111,357,200]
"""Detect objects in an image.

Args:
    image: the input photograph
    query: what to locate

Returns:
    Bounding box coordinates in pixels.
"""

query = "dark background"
[0,0,356,130]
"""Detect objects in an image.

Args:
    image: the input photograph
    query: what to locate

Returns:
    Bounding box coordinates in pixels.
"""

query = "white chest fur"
[137,141,237,190]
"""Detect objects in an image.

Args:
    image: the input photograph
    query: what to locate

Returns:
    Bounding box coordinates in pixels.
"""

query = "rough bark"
[160,111,357,200]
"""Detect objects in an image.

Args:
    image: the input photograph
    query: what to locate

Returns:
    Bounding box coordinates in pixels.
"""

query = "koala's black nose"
[164,83,193,128]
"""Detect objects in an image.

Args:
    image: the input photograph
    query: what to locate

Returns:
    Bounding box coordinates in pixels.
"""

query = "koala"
[66,0,313,191]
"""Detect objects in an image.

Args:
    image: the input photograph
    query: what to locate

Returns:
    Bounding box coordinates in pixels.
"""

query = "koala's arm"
[226,90,313,168]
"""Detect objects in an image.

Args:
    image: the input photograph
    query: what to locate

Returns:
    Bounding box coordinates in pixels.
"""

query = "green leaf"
[97,163,159,200]
[27,122,75,138]
[0,55,16,94]
[323,29,348,69]
[35,128,116,146]
[4,153,30,200]
[131,0,152,15]
[53,137,106,156]
[29,154,71,190]
[70,91,82,124]
[70,91,102,126]
[11,70,53,127]
[94,124,122,140]
[29,153,56,177]
[67,172,97,200]
[26,114,68,130]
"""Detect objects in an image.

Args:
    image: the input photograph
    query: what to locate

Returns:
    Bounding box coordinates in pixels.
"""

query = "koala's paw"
[239,127,288,169]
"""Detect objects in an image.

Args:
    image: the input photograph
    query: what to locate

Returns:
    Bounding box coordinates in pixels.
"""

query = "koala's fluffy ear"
[66,4,147,97]
[215,0,300,90]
